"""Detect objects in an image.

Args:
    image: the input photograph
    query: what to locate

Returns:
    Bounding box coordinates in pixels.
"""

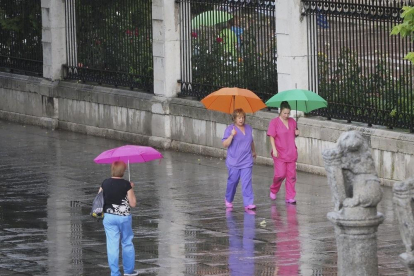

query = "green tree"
[391,6,414,63]
[0,1,42,62]
[75,0,153,86]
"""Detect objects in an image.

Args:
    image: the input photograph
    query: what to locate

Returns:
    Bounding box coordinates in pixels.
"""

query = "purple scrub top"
[222,124,254,169]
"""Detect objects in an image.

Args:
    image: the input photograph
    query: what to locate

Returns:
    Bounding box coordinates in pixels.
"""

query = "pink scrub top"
[267,117,298,162]
[222,124,254,169]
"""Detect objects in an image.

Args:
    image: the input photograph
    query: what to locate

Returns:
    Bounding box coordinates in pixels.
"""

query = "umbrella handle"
[295,101,299,131]
[128,160,130,182]
[296,115,299,130]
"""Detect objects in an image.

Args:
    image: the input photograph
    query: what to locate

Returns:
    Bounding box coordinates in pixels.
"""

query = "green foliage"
[76,0,153,81]
[0,1,42,60]
[190,10,276,100]
[318,49,414,127]
[391,6,414,63]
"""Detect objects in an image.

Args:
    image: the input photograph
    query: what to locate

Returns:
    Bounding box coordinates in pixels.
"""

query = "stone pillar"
[41,0,67,81]
[327,210,384,276]
[393,178,414,276]
[322,131,384,276]
[179,0,192,93]
[275,0,308,92]
[152,0,181,97]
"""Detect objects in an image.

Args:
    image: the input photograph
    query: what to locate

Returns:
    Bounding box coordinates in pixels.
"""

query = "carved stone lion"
[322,131,382,211]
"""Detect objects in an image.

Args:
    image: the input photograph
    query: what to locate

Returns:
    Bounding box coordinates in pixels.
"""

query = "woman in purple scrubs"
[222,109,257,211]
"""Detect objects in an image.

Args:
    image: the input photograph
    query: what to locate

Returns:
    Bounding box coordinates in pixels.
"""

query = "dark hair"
[280,101,291,111]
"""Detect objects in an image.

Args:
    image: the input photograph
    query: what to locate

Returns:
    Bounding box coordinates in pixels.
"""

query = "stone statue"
[393,178,414,276]
[322,130,382,213]
[322,130,384,276]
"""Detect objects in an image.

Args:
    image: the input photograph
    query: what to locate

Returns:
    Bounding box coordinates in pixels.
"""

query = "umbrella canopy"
[265,89,327,113]
[191,10,233,28]
[94,145,163,181]
[219,28,238,55]
[201,87,266,114]
[94,145,163,164]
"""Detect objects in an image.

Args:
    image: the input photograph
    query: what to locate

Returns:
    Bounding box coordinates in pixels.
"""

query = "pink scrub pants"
[271,157,296,200]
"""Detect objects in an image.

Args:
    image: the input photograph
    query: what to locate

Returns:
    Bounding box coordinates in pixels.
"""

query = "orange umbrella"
[201,87,266,114]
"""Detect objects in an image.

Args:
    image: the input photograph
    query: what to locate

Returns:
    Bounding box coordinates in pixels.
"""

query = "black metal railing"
[179,0,277,101]
[64,0,153,92]
[0,0,43,76]
[304,0,414,132]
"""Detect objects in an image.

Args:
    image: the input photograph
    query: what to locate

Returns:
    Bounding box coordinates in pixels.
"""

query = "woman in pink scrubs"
[267,101,299,204]
[222,109,257,212]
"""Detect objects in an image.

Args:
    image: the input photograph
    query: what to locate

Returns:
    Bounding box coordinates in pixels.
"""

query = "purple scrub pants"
[225,166,254,207]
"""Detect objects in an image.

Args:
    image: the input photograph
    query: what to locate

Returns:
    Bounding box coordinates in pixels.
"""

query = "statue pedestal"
[328,209,384,276]
[393,178,414,276]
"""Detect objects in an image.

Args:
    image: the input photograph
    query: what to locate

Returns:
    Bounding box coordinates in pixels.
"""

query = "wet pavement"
[0,120,406,276]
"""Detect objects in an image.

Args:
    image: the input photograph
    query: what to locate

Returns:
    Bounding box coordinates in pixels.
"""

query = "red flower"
[216,37,223,43]
[191,32,198,38]
[135,28,139,36]
[126,29,132,36]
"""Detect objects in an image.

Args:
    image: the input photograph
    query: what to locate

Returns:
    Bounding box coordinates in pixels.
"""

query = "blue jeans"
[103,214,135,276]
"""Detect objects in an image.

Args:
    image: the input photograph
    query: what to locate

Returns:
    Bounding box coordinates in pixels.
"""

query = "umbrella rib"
[207,96,225,110]
[245,98,256,113]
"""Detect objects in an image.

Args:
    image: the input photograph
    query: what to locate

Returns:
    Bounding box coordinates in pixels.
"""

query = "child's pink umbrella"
[94,145,163,181]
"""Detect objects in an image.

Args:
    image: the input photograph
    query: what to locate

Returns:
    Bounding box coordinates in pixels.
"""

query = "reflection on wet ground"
[0,120,406,275]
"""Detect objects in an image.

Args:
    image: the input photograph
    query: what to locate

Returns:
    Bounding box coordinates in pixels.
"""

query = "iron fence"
[64,0,153,92]
[304,0,414,132]
[0,0,43,75]
[179,0,277,101]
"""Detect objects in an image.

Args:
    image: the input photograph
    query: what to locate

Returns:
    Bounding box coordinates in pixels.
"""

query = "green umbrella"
[219,28,237,55]
[266,89,327,112]
[265,89,328,126]
[191,11,233,28]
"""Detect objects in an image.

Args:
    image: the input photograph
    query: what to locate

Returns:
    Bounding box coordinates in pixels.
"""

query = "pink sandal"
[225,198,233,208]
[244,204,256,211]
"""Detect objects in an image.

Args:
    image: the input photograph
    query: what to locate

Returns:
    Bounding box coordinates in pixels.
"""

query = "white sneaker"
[124,270,138,276]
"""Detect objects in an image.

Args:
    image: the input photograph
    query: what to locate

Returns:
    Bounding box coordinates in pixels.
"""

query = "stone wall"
[1,72,413,186]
